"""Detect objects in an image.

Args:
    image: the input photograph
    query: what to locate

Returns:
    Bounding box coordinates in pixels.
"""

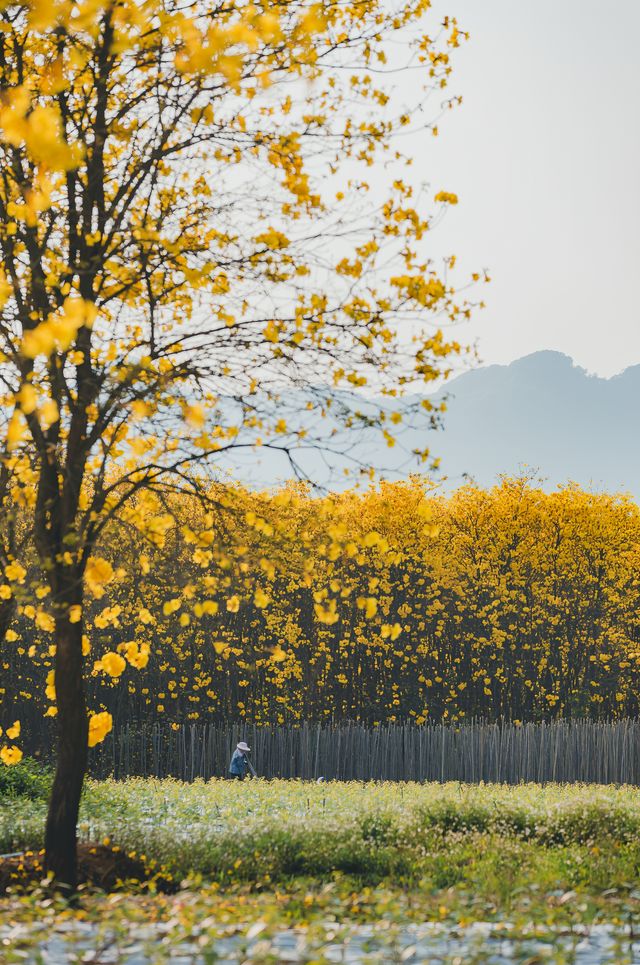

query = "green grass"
[4,778,640,961]
[3,777,640,895]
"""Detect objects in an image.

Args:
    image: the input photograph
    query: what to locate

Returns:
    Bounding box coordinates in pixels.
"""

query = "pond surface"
[3,919,640,964]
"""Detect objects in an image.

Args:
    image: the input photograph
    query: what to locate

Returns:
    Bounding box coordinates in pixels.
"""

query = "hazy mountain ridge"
[215,351,640,497]
[425,351,640,496]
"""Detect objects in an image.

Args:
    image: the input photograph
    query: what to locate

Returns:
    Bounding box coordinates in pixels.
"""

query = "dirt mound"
[0,843,175,894]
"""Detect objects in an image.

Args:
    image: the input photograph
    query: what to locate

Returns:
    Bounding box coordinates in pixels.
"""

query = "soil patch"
[0,843,175,894]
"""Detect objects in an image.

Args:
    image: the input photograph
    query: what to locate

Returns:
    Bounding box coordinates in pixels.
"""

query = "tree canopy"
[7,476,640,744]
[0,0,475,888]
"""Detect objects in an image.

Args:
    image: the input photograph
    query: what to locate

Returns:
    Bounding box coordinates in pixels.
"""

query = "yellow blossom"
[0,746,23,766]
[88,712,113,748]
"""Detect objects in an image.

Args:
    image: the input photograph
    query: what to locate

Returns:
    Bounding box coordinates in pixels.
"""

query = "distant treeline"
[4,476,640,728]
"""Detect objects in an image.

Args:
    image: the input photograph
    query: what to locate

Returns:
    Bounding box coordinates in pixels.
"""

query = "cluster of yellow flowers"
[5,476,640,739]
[0,720,22,765]
[88,711,113,748]
[94,652,126,678]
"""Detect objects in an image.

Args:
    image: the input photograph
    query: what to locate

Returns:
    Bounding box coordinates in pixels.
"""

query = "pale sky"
[411,0,640,377]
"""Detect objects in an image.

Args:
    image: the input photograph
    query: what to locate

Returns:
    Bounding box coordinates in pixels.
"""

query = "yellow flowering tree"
[8,476,640,739]
[0,0,472,888]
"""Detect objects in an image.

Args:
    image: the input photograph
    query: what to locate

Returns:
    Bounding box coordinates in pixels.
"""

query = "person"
[229,741,252,780]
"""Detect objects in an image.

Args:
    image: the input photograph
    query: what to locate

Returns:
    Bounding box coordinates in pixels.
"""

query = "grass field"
[3,776,640,962]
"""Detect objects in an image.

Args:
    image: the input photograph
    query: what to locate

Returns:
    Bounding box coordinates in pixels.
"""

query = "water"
[3,920,640,964]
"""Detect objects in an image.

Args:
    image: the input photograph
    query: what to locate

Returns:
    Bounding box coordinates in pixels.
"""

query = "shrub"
[0,758,52,802]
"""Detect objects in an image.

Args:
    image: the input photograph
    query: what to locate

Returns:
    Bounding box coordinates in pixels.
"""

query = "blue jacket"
[229,749,249,776]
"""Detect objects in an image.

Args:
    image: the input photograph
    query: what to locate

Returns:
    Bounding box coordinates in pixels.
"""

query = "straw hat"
[237,741,250,752]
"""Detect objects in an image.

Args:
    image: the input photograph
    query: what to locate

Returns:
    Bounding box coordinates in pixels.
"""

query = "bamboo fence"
[78,718,640,784]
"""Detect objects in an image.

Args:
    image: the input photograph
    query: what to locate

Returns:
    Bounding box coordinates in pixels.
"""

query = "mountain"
[214,351,640,498]
[424,351,640,497]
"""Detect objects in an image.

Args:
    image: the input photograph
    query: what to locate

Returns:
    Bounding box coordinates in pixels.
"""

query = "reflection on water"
[5,920,640,964]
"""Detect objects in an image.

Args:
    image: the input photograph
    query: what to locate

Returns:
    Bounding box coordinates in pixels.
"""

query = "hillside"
[423,351,640,495]
[216,351,640,497]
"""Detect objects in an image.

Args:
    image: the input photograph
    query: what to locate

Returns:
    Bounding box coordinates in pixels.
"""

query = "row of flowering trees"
[4,475,640,736]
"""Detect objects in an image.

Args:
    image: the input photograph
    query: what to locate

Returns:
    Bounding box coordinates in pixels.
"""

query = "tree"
[0,0,473,889]
[6,477,640,742]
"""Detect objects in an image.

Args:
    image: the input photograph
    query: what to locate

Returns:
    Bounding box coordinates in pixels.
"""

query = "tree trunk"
[0,597,15,644]
[44,614,88,893]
